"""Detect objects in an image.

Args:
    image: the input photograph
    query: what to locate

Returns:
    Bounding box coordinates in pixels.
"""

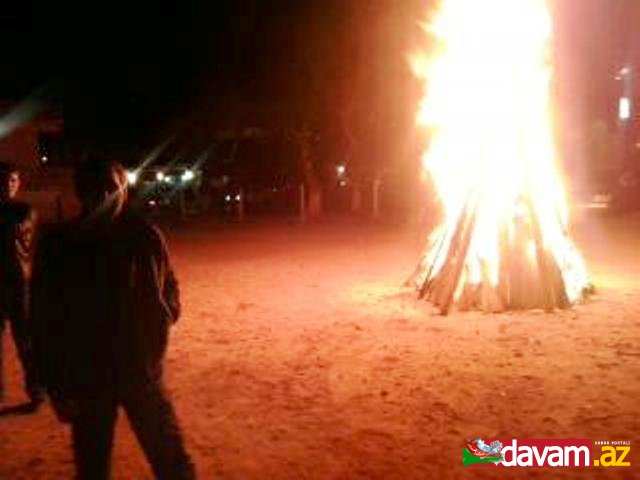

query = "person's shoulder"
[10,199,31,209]
[3,200,34,220]
[121,210,168,249]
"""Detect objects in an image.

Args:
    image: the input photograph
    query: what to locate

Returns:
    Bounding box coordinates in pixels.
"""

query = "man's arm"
[138,225,181,325]
[164,265,181,324]
[157,228,180,323]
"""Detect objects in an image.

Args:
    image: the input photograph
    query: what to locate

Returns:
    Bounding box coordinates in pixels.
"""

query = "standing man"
[0,161,43,409]
[32,157,196,479]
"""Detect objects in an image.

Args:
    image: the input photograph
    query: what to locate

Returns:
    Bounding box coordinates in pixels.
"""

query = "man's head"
[0,162,21,201]
[74,157,128,219]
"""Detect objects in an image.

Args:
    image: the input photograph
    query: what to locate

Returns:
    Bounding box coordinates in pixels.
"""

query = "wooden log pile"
[414,196,579,315]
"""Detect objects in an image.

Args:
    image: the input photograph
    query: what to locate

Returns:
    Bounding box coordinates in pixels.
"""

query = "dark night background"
[1,0,638,163]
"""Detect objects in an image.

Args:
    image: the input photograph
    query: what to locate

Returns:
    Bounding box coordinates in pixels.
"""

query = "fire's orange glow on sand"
[409,0,590,312]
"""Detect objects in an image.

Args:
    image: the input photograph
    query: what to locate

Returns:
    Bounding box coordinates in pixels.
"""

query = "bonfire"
[409,0,592,314]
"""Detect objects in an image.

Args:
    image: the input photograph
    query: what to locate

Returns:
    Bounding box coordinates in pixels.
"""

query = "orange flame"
[411,0,589,308]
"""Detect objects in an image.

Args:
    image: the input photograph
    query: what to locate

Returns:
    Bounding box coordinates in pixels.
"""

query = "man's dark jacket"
[31,210,180,396]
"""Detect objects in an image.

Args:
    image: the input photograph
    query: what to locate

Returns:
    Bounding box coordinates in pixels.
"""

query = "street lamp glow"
[156,171,165,181]
[181,169,195,182]
[336,164,346,176]
[619,97,631,121]
[126,170,138,186]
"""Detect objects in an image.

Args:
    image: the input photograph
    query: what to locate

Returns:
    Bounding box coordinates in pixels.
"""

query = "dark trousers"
[70,380,196,480]
[0,291,42,402]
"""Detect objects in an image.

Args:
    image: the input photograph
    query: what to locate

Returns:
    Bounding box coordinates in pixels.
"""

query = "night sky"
[1,0,637,148]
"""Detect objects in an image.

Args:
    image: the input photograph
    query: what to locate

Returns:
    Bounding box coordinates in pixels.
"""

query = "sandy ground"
[1,213,639,479]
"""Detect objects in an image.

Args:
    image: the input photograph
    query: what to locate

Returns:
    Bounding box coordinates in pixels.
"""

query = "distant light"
[336,164,346,176]
[41,155,48,163]
[126,170,138,186]
[235,194,241,201]
[620,66,631,76]
[156,171,165,181]
[339,180,347,187]
[225,195,231,202]
[164,175,174,184]
[149,200,157,206]
[619,97,631,120]
[181,169,195,183]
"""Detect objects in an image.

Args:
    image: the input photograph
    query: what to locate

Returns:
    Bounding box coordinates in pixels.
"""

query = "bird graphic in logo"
[463,439,504,466]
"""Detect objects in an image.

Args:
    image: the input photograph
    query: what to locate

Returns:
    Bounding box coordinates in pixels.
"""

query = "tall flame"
[410,0,590,311]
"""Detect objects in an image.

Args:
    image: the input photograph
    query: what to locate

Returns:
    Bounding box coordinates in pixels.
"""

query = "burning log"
[419,194,477,314]
[525,198,570,311]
